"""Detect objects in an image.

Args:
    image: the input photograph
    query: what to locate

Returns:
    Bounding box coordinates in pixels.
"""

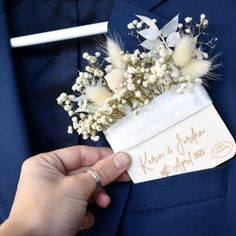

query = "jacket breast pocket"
[126,163,230,211]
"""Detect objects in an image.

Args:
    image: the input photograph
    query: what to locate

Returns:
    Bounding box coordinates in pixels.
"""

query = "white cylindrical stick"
[10,21,108,48]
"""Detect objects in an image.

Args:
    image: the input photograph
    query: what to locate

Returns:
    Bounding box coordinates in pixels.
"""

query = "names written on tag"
[139,127,206,177]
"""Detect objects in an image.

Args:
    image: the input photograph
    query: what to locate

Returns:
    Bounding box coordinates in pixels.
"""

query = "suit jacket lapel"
[82,1,170,235]
[0,0,31,222]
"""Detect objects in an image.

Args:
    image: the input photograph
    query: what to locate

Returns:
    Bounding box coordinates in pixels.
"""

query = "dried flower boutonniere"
[57,14,219,141]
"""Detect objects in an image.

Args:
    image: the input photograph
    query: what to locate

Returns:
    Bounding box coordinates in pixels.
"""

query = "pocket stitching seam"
[126,165,230,212]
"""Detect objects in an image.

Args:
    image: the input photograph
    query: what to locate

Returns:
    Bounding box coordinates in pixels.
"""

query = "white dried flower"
[155,62,165,77]
[105,69,126,91]
[105,65,113,73]
[194,78,203,85]
[90,56,97,64]
[177,82,188,94]
[159,48,169,58]
[200,14,206,21]
[203,52,209,59]
[185,17,192,23]
[185,29,191,34]
[178,23,183,29]
[202,19,208,26]
[181,59,211,79]
[137,22,142,28]
[142,81,149,88]
[64,105,72,112]
[127,78,133,84]
[123,54,130,62]
[67,126,73,134]
[127,66,137,74]
[184,75,190,82]
[76,77,81,84]
[172,36,196,67]
[92,136,100,142]
[85,66,91,72]
[161,64,167,71]
[79,113,85,119]
[57,93,68,105]
[171,72,178,78]
[94,69,104,77]
[159,57,165,63]
[127,83,136,91]
[83,72,90,79]
[95,52,101,57]
[72,117,78,122]
[195,49,203,60]
[140,67,145,73]
[127,23,135,29]
[85,86,112,106]
[148,75,156,82]
[68,111,73,117]
[82,52,89,59]
[135,91,141,97]
[132,102,139,109]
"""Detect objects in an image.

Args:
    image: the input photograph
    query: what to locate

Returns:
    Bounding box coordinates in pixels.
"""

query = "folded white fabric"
[105,85,212,152]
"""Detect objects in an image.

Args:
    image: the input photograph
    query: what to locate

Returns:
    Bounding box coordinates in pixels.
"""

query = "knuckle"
[21,153,49,171]
[21,157,34,170]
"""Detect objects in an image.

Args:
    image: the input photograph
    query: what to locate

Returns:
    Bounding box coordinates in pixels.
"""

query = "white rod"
[10,21,108,48]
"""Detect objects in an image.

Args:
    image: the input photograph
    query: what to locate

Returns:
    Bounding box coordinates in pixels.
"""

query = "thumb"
[81,152,131,193]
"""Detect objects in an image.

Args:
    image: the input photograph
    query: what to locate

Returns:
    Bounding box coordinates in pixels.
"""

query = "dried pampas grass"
[106,37,124,69]
[172,36,196,67]
[85,86,112,106]
[181,59,211,79]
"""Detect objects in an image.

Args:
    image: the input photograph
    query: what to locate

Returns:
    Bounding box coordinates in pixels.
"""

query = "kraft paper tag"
[127,104,236,184]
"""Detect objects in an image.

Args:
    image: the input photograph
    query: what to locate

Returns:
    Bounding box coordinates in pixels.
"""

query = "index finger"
[50,145,113,171]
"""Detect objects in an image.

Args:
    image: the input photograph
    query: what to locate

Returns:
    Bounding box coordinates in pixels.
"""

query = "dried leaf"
[140,39,162,50]
[74,104,97,113]
[70,95,87,102]
[161,14,179,38]
[138,28,160,40]
[166,32,180,47]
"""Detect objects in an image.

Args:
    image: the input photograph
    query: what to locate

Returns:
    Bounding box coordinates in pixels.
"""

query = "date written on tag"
[127,105,236,184]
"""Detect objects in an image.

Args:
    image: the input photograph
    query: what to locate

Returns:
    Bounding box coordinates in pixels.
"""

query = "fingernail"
[113,152,131,169]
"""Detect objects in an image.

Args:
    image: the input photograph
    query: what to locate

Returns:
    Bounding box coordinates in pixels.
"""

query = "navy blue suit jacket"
[1,1,236,235]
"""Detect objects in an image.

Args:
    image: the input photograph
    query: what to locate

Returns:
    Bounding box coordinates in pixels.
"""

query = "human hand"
[0,146,131,236]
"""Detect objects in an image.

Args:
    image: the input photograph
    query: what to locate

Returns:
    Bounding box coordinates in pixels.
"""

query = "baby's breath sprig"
[57,13,219,141]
